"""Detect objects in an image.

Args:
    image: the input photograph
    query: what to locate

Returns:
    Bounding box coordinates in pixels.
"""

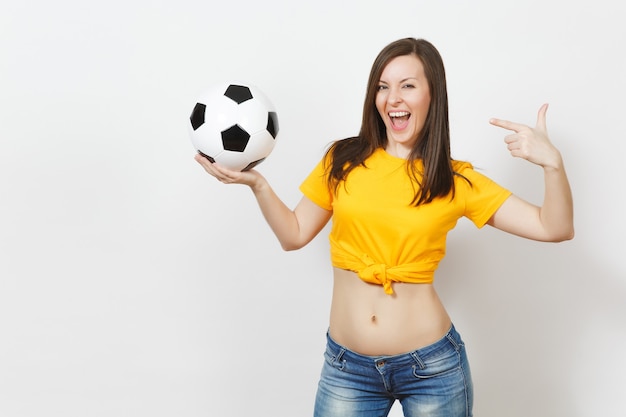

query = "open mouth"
[389,111,410,129]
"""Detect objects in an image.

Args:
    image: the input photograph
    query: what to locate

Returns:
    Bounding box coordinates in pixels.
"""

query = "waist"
[329,268,451,356]
[325,323,462,365]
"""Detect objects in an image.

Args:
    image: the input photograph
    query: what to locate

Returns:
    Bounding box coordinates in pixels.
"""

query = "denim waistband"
[326,324,462,367]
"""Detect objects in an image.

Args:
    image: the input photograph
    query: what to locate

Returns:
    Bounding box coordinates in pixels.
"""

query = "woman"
[195,38,574,417]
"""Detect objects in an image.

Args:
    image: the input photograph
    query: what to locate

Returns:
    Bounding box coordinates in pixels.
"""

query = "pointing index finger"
[489,117,525,133]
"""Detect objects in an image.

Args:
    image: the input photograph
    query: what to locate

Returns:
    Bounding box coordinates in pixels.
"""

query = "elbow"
[549,226,575,243]
[561,228,575,242]
[280,241,305,251]
[279,231,317,251]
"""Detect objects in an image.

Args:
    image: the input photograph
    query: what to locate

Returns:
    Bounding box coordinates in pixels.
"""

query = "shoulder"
[452,160,493,181]
[451,159,505,192]
[451,159,473,173]
[328,136,362,155]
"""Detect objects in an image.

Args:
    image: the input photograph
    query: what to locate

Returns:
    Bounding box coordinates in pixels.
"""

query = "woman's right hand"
[194,153,263,189]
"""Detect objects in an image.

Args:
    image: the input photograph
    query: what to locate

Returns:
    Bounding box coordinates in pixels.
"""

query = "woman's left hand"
[490,103,562,170]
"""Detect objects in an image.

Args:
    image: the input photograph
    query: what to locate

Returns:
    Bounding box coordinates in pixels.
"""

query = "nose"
[388,89,402,105]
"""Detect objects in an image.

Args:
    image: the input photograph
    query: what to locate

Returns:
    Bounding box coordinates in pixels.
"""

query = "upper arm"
[289,195,332,250]
[486,194,552,241]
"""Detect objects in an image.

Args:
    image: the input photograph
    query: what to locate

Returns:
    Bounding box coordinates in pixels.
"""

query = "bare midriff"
[329,267,452,356]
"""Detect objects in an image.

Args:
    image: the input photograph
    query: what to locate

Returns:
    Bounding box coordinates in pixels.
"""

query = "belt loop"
[334,348,347,370]
[446,327,460,351]
[410,351,425,370]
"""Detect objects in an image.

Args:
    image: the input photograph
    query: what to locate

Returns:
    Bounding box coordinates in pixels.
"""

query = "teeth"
[389,111,409,117]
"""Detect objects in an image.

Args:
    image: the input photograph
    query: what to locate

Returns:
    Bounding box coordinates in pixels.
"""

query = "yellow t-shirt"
[299,147,512,294]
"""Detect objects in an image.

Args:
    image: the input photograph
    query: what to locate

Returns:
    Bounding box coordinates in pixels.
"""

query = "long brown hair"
[326,38,464,205]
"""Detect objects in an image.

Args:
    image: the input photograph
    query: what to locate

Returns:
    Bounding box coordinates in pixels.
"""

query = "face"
[375,54,431,155]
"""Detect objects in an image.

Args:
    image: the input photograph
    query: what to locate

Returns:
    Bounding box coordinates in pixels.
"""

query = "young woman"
[195,38,574,417]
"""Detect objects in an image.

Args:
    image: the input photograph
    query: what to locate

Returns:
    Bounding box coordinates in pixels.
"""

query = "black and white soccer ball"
[188,82,279,171]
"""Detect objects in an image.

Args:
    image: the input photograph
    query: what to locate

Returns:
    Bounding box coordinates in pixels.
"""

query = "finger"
[211,162,238,176]
[194,153,212,166]
[536,103,549,132]
[506,138,520,151]
[194,155,225,179]
[489,117,526,133]
[503,133,519,144]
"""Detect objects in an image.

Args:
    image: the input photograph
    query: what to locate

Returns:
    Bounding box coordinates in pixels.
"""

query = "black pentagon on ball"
[224,84,253,104]
[242,157,266,171]
[190,103,206,131]
[221,124,250,152]
[197,150,215,163]
[267,111,279,139]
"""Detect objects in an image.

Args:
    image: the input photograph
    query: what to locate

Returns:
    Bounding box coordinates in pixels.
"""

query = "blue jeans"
[314,325,473,417]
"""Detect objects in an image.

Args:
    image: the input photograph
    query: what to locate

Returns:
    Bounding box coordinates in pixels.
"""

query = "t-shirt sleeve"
[456,162,512,228]
[299,158,334,211]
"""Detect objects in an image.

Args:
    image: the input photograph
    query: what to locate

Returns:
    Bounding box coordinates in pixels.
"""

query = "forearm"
[540,155,574,241]
[249,177,304,250]
[194,154,325,250]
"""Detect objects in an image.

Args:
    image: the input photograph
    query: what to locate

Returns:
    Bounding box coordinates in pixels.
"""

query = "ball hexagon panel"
[236,99,272,134]
[210,149,250,171]
[190,90,239,133]
[241,130,275,160]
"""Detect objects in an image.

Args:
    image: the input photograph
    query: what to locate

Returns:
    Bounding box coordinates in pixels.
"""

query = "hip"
[315,324,474,417]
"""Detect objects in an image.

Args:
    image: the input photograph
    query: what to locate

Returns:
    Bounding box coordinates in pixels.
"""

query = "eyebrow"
[378,77,419,84]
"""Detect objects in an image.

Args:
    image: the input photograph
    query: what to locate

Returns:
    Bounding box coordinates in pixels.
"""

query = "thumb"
[536,103,549,132]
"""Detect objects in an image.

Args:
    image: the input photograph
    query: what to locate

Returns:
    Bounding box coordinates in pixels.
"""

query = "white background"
[1,0,625,416]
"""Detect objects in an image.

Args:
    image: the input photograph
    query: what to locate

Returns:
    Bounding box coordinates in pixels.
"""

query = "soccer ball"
[188,82,279,171]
